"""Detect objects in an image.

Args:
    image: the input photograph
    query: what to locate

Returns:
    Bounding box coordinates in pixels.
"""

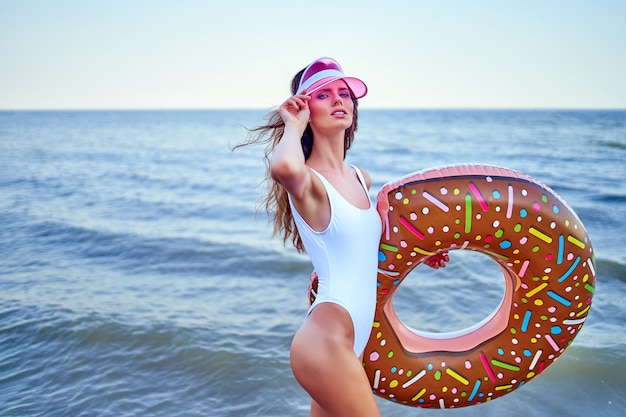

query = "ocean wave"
[0,301,299,417]
[596,258,626,283]
[591,193,626,204]
[9,219,232,274]
[599,140,626,150]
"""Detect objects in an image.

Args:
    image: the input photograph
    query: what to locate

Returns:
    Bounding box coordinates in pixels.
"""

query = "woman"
[244,57,446,416]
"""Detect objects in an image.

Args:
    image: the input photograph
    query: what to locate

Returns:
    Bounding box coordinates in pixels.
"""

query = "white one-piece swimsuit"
[289,165,382,356]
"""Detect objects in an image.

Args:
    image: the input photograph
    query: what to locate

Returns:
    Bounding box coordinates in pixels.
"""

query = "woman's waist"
[315,271,378,301]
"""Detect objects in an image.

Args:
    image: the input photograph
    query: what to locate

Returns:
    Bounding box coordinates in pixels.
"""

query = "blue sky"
[1,0,625,110]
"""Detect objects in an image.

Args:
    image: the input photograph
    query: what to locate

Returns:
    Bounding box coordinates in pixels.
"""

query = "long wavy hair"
[237,67,360,252]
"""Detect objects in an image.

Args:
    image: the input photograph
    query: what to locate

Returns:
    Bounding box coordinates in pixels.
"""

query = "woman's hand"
[278,93,310,130]
[423,250,450,269]
[308,270,318,305]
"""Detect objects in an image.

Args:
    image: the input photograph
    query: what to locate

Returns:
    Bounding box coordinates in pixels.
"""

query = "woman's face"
[307,80,355,133]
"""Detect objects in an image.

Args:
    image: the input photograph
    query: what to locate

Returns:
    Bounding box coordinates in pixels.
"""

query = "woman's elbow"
[270,158,299,183]
[270,159,308,198]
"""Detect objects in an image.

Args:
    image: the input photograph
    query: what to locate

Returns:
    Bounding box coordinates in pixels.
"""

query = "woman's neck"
[306,133,346,173]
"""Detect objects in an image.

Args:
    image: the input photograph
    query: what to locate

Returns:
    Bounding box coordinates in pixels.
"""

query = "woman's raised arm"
[270,94,311,199]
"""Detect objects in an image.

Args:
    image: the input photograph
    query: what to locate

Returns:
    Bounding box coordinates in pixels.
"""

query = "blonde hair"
[237,68,360,252]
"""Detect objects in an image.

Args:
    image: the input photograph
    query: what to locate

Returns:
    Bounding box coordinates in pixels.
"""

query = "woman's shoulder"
[351,164,372,189]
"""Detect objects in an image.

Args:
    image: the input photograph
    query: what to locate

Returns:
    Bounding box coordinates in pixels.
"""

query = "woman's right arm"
[270,94,311,199]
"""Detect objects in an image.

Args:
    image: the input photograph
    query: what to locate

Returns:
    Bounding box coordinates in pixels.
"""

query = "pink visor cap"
[295,57,368,99]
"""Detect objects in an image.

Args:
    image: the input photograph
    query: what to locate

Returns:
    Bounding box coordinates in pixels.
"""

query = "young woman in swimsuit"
[244,57,447,417]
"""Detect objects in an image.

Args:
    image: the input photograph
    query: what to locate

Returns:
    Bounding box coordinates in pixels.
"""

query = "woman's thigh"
[290,303,380,417]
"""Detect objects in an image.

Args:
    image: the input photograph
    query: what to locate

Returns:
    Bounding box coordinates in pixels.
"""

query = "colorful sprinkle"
[567,235,586,249]
[399,216,424,240]
[529,226,553,243]
[491,359,520,372]
[423,191,450,212]
[465,193,472,233]
[521,310,532,332]
[557,256,580,282]
[402,370,426,388]
[446,368,470,386]
[469,181,489,211]
[546,291,572,306]
[380,243,398,252]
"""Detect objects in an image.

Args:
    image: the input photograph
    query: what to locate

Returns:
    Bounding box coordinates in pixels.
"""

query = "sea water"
[1,109,624,416]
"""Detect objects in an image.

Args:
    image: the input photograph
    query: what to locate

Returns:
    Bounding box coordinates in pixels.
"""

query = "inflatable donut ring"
[364,164,596,408]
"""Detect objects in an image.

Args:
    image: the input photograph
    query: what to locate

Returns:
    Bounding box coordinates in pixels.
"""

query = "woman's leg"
[291,303,380,417]
[310,400,327,417]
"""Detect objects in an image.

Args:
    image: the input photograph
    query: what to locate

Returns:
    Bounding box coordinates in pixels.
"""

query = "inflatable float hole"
[392,250,508,338]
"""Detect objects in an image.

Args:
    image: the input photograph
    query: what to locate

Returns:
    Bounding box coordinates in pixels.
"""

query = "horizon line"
[1,106,625,112]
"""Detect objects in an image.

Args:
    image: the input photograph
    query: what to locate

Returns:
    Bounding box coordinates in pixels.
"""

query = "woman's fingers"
[423,250,450,269]
[287,94,310,111]
[279,94,311,125]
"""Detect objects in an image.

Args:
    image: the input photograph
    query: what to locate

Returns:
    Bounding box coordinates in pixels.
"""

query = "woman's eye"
[340,92,350,97]
[316,93,328,99]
